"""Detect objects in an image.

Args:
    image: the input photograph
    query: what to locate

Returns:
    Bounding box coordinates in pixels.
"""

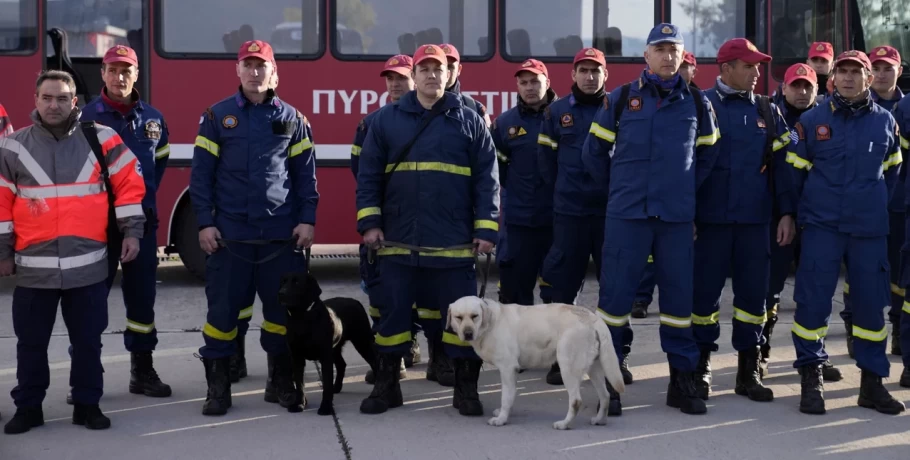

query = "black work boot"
[404,337,421,368]
[844,320,855,359]
[900,366,910,388]
[760,309,778,377]
[694,347,712,400]
[631,301,649,319]
[264,354,279,403]
[734,346,774,402]
[452,358,484,416]
[798,364,825,414]
[129,351,172,397]
[546,362,563,385]
[666,366,707,414]
[427,338,454,387]
[3,407,44,434]
[72,404,111,430]
[360,353,404,414]
[822,360,843,382]
[857,369,906,415]
[201,356,232,416]
[891,322,902,356]
[229,337,248,383]
[267,353,298,409]
[620,354,634,385]
[607,380,622,416]
[66,390,73,405]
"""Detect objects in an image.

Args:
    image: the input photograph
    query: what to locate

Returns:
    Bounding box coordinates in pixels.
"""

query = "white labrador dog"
[446,296,625,430]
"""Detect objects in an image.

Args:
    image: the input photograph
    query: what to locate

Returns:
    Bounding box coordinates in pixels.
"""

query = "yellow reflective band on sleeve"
[375,331,412,347]
[496,150,510,163]
[660,313,693,328]
[351,145,362,156]
[589,122,616,142]
[696,128,720,147]
[596,308,629,327]
[891,283,906,297]
[442,331,470,347]
[843,282,850,294]
[882,150,902,171]
[791,322,828,341]
[195,135,220,157]
[155,144,170,159]
[385,161,471,176]
[904,301,910,314]
[377,247,474,258]
[126,320,155,334]
[786,151,813,170]
[733,307,767,325]
[647,254,654,263]
[772,133,790,152]
[203,323,238,341]
[852,324,888,342]
[289,138,313,158]
[537,133,558,150]
[416,308,442,320]
[357,207,381,220]
[692,312,720,326]
[238,306,253,320]
[474,219,499,231]
[901,135,909,150]
[261,320,287,336]
[368,306,381,318]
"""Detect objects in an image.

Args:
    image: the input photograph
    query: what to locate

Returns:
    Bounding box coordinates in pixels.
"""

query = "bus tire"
[176,202,207,281]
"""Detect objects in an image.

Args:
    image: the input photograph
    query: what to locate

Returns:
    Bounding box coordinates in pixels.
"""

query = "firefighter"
[808,42,834,98]
[582,23,721,416]
[440,43,492,127]
[898,94,910,387]
[1,70,147,433]
[762,63,843,382]
[190,40,318,416]
[691,38,795,403]
[787,50,905,415]
[0,103,12,136]
[355,44,499,416]
[680,51,698,86]
[70,45,171,401]
[351,54,418,384]
[493,58,557,307]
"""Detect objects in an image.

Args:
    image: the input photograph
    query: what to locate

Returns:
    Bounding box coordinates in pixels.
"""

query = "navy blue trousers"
[540,214,604,304]
[767,215,797,319]
[105,214,160,352]
[842,211,904,327]
[12,281,108,408]
[634,257,657,305]
[498,224,553,305]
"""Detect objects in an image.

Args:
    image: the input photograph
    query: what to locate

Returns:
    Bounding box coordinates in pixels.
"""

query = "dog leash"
[368,240,493,299]
[215,237,301,265]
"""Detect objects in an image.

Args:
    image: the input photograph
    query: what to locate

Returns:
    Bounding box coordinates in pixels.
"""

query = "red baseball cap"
[682,51,697,66]
[381,54,413,77]
[870,45,901,66]
[439,43,460,63]
[834,50,872,71]
[808,42,834,62]
[716,38,771,64]
[784,63,817,86]
[515,59,548,78]
[573,47,606,67]
[413,44,447,66]
[103,45,138,66]
[238,40,274,63]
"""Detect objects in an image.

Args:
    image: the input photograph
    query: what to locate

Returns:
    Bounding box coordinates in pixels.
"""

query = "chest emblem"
[560,113,574,128]
[508,126,528,139]
[756,118,766,128]
[222,115,238,129]
[628,97,642,112]
[816,124,831,141]
[144,120,161,140]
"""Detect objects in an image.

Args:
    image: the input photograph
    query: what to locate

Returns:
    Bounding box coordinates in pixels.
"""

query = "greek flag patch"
[789,130,800,146]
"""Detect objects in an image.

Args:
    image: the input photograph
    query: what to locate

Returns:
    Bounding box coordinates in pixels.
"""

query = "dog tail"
[594,321,625,394]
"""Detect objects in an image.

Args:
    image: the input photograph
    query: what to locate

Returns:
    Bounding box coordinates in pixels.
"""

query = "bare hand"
[363,228,384,250]
[777,215,796,246]
[199,227,222,255]
[121,237,140,263]
[473,238,494,254]
[0,258,14,276]
[293,224,315,248]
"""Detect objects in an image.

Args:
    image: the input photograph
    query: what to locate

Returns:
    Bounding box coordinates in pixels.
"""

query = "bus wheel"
[176,203,207,281]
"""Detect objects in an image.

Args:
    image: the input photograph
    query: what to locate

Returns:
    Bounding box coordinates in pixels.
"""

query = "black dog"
[278,271,378,415]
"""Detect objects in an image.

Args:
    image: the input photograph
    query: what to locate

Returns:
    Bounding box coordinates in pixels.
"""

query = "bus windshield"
[853,0,910,67]
[0,0,38,53]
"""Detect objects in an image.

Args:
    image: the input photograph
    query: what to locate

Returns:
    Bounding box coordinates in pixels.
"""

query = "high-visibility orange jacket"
[0,108,147,289]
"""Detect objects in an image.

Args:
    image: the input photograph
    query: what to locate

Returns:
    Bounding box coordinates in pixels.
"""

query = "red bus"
[1,0,906,278]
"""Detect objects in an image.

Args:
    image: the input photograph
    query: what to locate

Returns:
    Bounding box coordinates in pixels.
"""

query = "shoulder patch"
[358,118,366,132]
[205,108,215,120]
[628,96,642,112]
[560,113,574,128]
[795,122,805,140]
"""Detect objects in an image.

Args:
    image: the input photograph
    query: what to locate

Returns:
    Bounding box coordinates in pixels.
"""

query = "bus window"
[669,0,749,58]
[46,0,142,58]
[853,0,910,67]
[768,0,843,81]
[0,0,38,53]
[158,0,323,56]
[502,0,656,60]
[331,0,492,58]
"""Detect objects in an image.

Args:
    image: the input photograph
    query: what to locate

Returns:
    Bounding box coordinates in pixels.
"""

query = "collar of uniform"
[871,87,904,103]
[397,90,460,114]
[637,69,688,96]
[234,87,280,108]
[446,79,462,95]
[518,88,557,115]
[30,106,81,138]
[713,76,755,104]
[98,87,143,114]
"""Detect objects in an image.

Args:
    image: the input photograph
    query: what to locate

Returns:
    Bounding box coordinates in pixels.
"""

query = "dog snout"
[462,328,475,341]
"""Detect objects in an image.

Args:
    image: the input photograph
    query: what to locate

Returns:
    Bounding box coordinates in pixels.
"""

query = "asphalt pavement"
[0,253,907,460]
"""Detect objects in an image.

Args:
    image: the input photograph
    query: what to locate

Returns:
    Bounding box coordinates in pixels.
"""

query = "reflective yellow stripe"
[660,313,692,328]
[126,320,155,334]
[882,151,902,171]
[416,308,441,320]
[696,128,720,147]
[772,133,790,152]
[692,312,720,326]
[891,283,905,297]
[733,307,767,325]
[195,135,220,157]
[596,309,629,327]
[843,282,850,294]
[203,323,237,341]
[385,161,470,176]
[377,247,474,258]
[496,150,510,163]
[357,207,381,220]
[351,145,362,156]
[538,276,551,287]
[155,144,170,159]
[647,254,654,263]
[368,306,381,318]
[238,306,253,320]
[852,324,888,342]
[903,301,910,314]
[791,322,827,341]
[901,135,909,150]
[589,122,616,142]
[289,138,313,158]
[261,320,287,336]
[786,151,813,170]
[537,133,558,150]
[474,219,499,231]
[442,331,470,347]
[375,331,412,346]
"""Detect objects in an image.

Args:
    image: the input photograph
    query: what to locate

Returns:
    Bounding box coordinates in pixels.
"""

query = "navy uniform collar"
[713,77,756,104]
[96,88,144,114]
[871,87,904,103]
[234,87,281,108]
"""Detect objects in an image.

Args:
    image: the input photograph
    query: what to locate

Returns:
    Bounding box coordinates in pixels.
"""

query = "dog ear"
[480,299,492,332]
[444,304,453,331]
[306,272,323,298]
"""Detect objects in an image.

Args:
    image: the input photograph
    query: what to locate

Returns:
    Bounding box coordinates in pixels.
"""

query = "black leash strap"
[215,237,297,265]
[369,240,493,299]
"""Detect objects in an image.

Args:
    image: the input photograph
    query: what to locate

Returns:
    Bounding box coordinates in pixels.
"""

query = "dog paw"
[492,408,500,417]
[487,416,508,427]
[317,404,334,416]
[333,383,343,394]
[553,421,571,430]
[287,404,304,413]
[590,415,607,426]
